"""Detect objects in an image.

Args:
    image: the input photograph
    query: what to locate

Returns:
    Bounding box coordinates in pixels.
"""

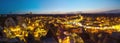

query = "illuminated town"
[0,0,120,43]
[0,14,120,43]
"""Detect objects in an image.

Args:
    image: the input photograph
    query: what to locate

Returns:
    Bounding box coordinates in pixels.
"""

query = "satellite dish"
[5,17,16,27]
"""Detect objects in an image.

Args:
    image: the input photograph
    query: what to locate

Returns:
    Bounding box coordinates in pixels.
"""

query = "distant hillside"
[103,9,120,13]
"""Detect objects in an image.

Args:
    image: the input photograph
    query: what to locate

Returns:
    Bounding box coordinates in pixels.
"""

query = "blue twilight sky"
[0,0,120,14]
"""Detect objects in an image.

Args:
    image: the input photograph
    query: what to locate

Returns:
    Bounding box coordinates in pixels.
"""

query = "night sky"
[0,0,120,14]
